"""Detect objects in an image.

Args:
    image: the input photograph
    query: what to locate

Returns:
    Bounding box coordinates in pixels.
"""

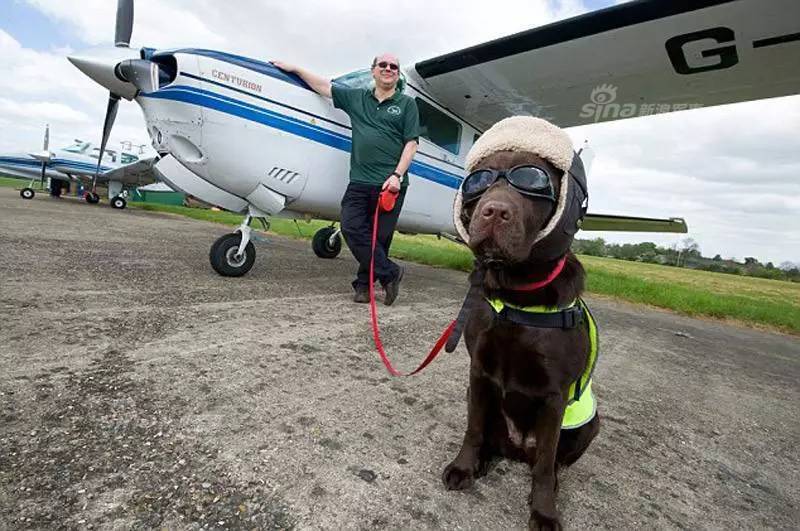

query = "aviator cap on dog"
[454,116,588,262]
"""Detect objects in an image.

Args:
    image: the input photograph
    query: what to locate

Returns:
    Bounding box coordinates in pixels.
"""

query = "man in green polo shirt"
[274,54,420,305]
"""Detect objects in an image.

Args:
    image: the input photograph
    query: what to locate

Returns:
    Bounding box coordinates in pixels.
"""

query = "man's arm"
[272,61,332,98]
[383,140,418,192]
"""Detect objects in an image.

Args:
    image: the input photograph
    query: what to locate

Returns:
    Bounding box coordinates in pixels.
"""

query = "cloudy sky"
[1,0,798,265]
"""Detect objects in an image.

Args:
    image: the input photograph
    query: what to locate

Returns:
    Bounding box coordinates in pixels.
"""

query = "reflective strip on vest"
[485,297,599,429]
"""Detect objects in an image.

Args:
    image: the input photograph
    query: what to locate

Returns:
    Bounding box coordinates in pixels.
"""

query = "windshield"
[332,68,406,93]
[63,142,89,153]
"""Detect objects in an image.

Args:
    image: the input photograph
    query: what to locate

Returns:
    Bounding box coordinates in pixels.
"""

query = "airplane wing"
[94,157,159,187]
[412,0,800,130]
[582,214,687,233]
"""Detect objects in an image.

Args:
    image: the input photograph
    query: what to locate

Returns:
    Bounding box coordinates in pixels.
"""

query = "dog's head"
[459,150,563,266]
[454,116,585,268]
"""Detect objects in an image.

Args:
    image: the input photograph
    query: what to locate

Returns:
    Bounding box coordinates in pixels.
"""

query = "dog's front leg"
[527,396,565,531]
[442,366,491,490]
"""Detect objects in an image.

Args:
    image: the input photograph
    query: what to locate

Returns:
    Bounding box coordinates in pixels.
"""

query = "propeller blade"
[43,124,50,151]
[117,59,159,93]
[93,93,121,191]
[40,161,47,189]
[115,0,134,47]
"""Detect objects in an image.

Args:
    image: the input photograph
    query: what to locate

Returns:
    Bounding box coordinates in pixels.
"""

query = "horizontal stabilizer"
[582,214,688,233]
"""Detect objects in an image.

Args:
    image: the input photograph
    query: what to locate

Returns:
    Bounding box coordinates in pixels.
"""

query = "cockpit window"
[63,142,89,153]
[89,148,117,163]
[332,68,406,93]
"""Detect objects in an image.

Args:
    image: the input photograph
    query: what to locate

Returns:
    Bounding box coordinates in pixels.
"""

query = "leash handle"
[379,189,398,212]
[369,198,455,376]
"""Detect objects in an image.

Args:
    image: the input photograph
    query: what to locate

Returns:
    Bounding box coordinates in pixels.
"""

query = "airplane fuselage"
[136,49,478,235]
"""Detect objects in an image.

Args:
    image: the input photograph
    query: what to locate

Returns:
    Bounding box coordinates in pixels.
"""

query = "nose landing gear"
[209,214,267,277]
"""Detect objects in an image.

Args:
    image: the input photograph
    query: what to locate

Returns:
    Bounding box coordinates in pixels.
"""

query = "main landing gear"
[84,192,101,204]
[20,188,35,200]
[312,225,342,259]
[209,214,267,277]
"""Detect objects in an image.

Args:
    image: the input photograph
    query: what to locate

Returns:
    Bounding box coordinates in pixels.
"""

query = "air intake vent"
[268,166,299,184]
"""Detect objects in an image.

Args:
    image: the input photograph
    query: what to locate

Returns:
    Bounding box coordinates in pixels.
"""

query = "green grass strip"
[112,202,800,336]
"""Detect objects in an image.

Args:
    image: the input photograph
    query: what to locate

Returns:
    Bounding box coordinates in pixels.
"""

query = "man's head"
[371,53,400,91]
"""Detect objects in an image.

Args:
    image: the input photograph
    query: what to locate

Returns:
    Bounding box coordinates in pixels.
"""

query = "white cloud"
[0,98,90,123]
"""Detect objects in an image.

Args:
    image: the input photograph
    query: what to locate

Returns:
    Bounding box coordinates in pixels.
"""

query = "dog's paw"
[528,510,562,531]
[442,461,476,490]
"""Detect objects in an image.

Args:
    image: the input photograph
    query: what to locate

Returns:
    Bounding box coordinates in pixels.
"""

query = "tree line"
[572,237,800,283]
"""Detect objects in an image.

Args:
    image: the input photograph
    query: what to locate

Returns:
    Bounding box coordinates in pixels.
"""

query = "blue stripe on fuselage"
[141,86,463,190]
[0,156,111,173]
[154,48,312,91]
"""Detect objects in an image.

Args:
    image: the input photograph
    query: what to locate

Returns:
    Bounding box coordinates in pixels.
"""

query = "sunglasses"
[375,61,399,71]
[460,165,556,204]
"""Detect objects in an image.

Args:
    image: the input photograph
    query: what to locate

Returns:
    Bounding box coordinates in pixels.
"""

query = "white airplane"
[67,0,800,276]
[0,125,158,209]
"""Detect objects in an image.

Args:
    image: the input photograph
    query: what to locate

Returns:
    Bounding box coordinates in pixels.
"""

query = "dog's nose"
[480,200,512,222]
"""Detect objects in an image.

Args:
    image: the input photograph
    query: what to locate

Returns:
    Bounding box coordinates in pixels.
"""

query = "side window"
[415,98,462,155]
[121,153,139,164]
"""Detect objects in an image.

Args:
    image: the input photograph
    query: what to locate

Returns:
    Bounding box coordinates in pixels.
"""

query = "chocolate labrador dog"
[443,149,600,530]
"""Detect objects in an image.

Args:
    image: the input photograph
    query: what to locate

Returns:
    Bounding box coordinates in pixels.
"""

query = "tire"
[312,227,342,259]
[85,192,100,204]
[111,196,127,209]
[209,233,256,277]
[20,188,35,200]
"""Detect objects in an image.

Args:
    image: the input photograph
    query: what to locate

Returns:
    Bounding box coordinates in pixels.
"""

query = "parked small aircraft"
[67,0,799,275]
[0,124,158,209]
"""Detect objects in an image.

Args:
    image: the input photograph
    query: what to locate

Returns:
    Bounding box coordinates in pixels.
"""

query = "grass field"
[0,175,29,188]
[3,179,795,335]
[131,203,799,335]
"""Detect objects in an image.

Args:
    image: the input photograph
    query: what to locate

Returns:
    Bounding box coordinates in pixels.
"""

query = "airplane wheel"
[20,188,35,200]
[111,196,127,209]
[85,192,100,204]
[312,226,342,259]
[209,233,256,277]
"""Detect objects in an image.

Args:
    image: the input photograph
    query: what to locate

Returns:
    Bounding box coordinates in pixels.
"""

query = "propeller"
[91,0,134,194]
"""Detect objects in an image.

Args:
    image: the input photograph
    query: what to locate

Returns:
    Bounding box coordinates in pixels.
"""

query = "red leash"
[369,190,456,376]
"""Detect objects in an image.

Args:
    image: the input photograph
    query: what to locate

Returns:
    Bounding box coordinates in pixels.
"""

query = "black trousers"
[340,182,406,290]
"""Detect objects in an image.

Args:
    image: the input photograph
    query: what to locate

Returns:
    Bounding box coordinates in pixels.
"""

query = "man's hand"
[272,61,295,73]
[382,174,401,193]
[273,61,332,98]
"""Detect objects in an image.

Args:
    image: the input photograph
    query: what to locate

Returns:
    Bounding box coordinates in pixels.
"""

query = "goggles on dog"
[460,165,556,205]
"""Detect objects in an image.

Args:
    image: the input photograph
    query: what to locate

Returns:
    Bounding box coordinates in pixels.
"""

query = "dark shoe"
[383,267,404,306]
[353,288,370,304]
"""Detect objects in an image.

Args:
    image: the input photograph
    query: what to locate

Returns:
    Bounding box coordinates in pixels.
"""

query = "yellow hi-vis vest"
[485,298,598,430]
